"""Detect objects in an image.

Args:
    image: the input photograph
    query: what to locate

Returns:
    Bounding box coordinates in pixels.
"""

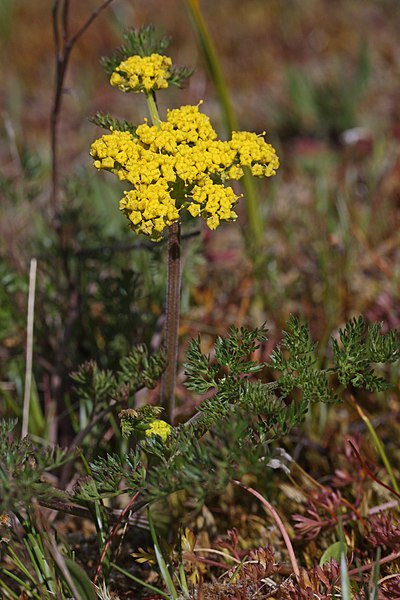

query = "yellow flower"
[91,104,279,239]
[165,103,217,143]
[229,131,280,177]
[145,420,172,443]
[110,54,172,93]
[120,180,179,241]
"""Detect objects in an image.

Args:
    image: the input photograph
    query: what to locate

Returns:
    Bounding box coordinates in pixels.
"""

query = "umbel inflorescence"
[91,49,279,241]
[110,53,172,93]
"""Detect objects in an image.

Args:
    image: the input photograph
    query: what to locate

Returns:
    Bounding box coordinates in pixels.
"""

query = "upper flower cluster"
[110,53,172,93]
[91,102,279,240]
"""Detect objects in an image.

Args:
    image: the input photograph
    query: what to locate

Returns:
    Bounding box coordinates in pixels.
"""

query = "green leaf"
[319,541,343,567]
[338,520,351,600]
[148,509,178,599]
[64,558,97,600]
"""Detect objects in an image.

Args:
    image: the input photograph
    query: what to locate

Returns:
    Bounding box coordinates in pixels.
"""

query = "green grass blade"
[369,548,381,600]
[184,0,264,247]
[338,520,351,600]
[354,400,400,495]
[228,554,248,584]
[148,508,178,599]
[110,562,171,599]
[64,557,97,600]
[184,0,237,134]
[0,576,20,600]
[0,568,43,600]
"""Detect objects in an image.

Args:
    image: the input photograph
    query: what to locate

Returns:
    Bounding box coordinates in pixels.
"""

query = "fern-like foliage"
[101,25,171,73]
[332,317,400,391]
[89,111,137,135]
[0,420,67,512]
[185,324,266,392]
[70,344,166,412]
[184,324,268,435]
[4,317,399,522]
[269,315,335,405]
[118,344,166,389]
[70,361,116,409]
[100,25,193,88]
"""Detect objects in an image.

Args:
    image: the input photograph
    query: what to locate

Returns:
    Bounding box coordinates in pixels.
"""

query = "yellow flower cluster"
[110,53,172,93]
[145,419,172,443]
[90,104,279,240]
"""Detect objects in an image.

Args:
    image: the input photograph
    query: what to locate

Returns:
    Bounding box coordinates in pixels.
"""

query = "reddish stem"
[93,491,140,585]
[348,441,400,500]
[347,550,400,577]
[233,480,300,580]
[160,222,182,423]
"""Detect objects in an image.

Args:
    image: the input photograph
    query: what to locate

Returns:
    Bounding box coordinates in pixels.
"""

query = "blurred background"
[1,0,399,436]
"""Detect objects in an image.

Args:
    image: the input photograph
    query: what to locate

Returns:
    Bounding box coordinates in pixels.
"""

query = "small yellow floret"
[166,105,217,143]
[145,420,172,443]
[229,131,280,177]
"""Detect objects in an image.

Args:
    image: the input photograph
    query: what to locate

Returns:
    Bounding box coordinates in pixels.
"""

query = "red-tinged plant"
[366,511,400,551]
[293,489,342,541]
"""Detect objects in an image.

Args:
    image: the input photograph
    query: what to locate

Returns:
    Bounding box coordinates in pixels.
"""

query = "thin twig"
[52,1,61,58]
[348,440,400,501]
[51,0,116,221]
[61,0,69,43]
[22,258,38,438]
[38,498,148,529]
[347,550,400,577]
[68,0,115,48]
[233,480,301,580]
[33,229,200,260]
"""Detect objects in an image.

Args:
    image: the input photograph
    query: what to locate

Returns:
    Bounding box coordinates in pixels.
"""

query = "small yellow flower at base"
[145,420,172,443]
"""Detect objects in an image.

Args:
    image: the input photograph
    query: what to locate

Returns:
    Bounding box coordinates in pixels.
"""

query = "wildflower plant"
[91,33,279,241]
[2,12,400,600]
[90,26,279,421]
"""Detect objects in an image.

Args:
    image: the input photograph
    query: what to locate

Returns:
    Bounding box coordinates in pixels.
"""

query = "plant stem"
[145,91,161,127]
[161,222,181,423]
[233,480,301,580]
[110,562,170,599]
[145,92,181,423]
[184,0,263,248]
[349,395,400,495]
[22,257,37,438]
